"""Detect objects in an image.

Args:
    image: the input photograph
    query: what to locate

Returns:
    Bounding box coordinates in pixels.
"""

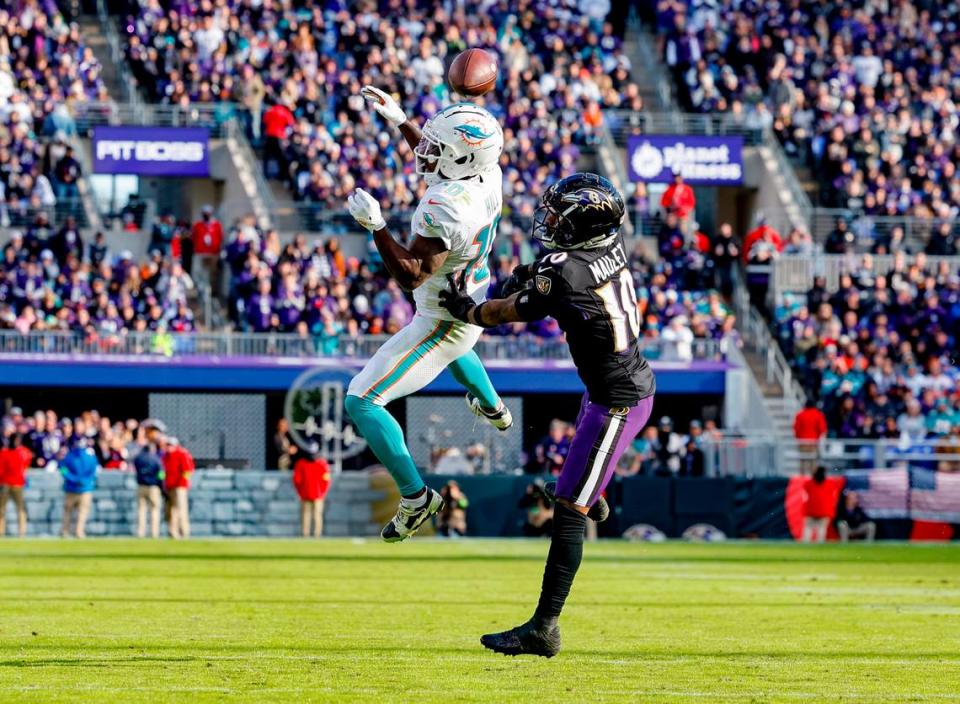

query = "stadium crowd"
[0,197,744,358]
[0,1,102,220]
[119,0,640,220]
[0,408,194,538]
[531,414,722,477]
[220,209,740,355]
[1,406,176,472]
[776,252,960,442]
[653,0,960,232]
[0,218,197,339]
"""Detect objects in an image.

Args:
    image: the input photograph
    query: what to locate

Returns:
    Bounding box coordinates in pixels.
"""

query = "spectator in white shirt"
[662,315,694,362]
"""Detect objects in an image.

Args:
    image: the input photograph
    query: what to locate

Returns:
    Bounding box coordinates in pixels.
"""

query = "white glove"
[361,85,407,127]
[347,188,386,232]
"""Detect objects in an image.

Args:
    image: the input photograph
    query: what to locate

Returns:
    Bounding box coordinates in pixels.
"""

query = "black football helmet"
[533,172,625,250]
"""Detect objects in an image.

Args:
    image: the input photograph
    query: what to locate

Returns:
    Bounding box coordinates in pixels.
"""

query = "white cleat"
[381,488,444,543]
[466,393,513,431]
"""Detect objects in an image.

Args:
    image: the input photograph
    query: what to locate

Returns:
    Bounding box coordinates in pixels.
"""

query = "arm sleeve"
[514,260,566,321]
[411,198,458,250]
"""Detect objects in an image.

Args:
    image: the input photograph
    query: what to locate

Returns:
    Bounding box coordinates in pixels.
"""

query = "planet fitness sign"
[93,126,210,177]
[627,134,744,185]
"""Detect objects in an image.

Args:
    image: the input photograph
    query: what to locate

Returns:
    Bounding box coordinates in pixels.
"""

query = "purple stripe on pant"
[556,393,654,507]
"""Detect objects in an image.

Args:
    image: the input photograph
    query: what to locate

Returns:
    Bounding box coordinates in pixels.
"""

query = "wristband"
[469,302,491,327]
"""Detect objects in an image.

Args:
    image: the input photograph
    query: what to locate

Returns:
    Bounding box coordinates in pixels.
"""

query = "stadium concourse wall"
[13,468,958,540]
[10,468,383,538]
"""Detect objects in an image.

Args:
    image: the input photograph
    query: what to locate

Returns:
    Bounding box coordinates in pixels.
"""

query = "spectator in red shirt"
[659,171,696,230]
[191,205,224,292]
[292,445,331,538]
[802,466,834,543]
[162,437,194,539]
[0,434,33,537]
[263,101,295,181]
[794,400,828,472]
[742,217,784,263]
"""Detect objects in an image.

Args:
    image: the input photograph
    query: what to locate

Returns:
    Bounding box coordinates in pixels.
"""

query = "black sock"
[533,503,586,629]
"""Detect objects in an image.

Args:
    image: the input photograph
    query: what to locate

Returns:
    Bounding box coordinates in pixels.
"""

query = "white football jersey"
[410,166,503,321]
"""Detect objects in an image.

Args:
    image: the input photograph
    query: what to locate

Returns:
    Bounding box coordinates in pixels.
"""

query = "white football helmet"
[415,103,503,183]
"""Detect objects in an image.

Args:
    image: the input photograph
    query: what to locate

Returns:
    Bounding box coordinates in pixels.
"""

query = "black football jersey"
[514,237,656,406]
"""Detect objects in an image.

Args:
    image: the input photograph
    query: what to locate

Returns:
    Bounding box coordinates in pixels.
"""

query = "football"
[447,48,498,97]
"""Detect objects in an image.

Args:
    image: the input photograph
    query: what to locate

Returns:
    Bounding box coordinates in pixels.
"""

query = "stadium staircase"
[733,278,805,474]
[622,13,814,474]
[624,10,677,112]
[79,17,126,102]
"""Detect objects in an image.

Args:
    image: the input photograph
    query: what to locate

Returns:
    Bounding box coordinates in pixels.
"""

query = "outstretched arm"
[361,86,422,151]
[439,274,546,327]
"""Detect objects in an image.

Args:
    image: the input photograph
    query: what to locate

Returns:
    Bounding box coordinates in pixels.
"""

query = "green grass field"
[1,539,959,703]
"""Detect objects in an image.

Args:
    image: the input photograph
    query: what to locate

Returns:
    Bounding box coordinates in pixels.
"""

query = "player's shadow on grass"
[4,647,956,666]
[0,596,914,610]
[12,552,955,564]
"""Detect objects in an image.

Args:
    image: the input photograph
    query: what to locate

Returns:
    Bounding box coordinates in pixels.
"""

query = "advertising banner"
[627,134,744,185]
[93,126,210,177]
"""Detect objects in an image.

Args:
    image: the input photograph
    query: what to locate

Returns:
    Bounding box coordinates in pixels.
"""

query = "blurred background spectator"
[437,479,469,537]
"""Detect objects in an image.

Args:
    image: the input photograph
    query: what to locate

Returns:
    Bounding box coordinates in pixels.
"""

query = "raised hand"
[360,86,407,127]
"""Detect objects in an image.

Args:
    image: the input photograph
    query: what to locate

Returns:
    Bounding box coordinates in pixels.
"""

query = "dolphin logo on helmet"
[414,104,503,183]
[454,122,495,145]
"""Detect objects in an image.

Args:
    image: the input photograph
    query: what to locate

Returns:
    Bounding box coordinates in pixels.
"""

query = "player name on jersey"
[586,243,627,284]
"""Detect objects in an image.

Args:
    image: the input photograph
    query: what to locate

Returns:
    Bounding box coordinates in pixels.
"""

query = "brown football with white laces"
[447,48,498,97]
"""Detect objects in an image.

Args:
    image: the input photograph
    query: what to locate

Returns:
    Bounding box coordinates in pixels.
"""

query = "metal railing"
[0,199,89,229]
[773,253,960,297]
[0,329,724,362]
[782,437,960,472]
[72,102,237,137]
[809,208,957,250]
[701,435,781,477]
[604,110,768,146]
[221,120,276,230]
[96,0,141,108]
[732,267,807,410]
[765,128,814,234]
[702,435,960,476]
[723,343,776,436]
[598,119,635,238]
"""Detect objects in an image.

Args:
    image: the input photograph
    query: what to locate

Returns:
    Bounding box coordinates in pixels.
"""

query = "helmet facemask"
[414,132,443,179]
[533,203,570,250]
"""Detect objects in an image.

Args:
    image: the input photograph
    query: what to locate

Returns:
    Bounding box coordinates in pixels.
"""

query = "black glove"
[438,272,476,323]
[500,263,533,298]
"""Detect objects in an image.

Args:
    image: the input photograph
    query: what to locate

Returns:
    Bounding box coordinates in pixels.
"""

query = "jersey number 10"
[594,269,641,352]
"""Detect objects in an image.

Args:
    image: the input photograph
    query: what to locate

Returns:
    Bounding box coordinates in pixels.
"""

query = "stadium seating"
[774,253,960,440]
[653,0,960,230]
[0,222,196,334]
[118,0,642,218]
[0,3,105,224]
[0,204,736,349]
[221,213,737,345]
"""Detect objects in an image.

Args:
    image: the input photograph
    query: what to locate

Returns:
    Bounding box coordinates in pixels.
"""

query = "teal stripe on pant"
[344,395,424,497]
[448,350,500,411]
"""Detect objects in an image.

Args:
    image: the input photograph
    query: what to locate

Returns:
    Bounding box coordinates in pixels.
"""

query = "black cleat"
[544,481,609,523]
[481,618,561,658]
